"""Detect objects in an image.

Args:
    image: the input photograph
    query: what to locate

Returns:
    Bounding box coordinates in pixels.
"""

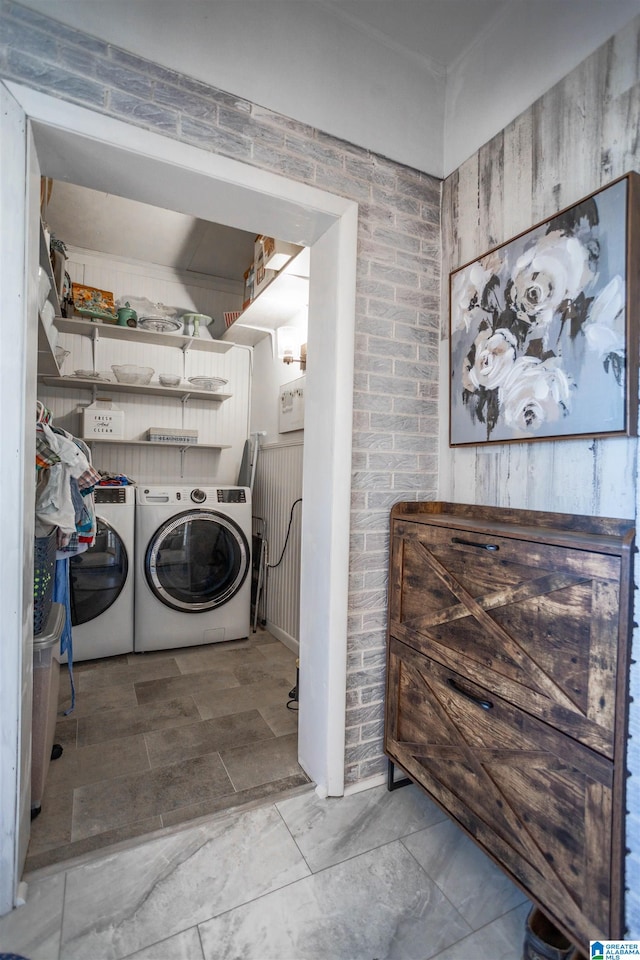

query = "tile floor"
[1,781,531,960]
[26,628,308,872]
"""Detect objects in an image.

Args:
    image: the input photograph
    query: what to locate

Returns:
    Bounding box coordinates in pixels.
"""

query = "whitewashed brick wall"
[0,0,441,787]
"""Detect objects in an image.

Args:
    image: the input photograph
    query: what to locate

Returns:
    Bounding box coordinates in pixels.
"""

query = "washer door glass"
[145,510,249,612]
[69,518,128,626]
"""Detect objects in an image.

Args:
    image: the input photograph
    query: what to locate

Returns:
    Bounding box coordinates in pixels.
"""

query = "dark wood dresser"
[384,501,635,950]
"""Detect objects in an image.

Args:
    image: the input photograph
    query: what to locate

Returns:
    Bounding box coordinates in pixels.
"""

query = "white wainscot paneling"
[253,441,303,651]
[40,331,251,486]
[65,248,243,327]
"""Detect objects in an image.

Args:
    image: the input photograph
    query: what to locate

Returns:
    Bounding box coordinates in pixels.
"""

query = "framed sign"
[449,173,640,446]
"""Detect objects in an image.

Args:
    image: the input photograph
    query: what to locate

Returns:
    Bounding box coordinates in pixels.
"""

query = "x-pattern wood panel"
[388,643,611,936]
[390,532,619,752]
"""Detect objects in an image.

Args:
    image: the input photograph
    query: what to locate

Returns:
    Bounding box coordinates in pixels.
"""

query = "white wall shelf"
[222,247,309,347]
[39,375,231,403]
[55,316,235,353]
[81,438,230,451]
[38,222,63,376]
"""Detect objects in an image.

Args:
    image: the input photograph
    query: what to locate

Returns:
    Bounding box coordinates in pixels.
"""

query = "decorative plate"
[188,376,228,391]
[67,370,111,382]
[72,283,117,321]
[138,316,183,334]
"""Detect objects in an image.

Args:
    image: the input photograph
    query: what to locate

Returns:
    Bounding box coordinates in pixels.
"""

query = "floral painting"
[449,175,638,445]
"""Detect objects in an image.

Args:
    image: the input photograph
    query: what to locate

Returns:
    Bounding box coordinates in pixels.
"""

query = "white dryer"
[67,484,135,661]
[135,485,251,652]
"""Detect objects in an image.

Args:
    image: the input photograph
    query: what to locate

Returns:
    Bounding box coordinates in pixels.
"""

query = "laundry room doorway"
[0,80,357,915]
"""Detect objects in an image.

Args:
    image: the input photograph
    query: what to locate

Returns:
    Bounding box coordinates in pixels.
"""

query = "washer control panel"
[190,488,207,503]
[217,489,247,504]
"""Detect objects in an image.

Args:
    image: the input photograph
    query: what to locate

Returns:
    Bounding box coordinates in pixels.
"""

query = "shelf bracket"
[91,325,100,373]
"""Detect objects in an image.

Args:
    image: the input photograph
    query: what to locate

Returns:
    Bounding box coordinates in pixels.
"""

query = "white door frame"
[0,80,357,912]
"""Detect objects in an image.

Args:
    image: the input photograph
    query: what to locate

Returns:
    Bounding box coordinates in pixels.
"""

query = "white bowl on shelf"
[112,364,154,385]
[158,373,181,387]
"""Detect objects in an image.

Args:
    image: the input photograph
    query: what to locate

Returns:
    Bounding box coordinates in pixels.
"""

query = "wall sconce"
[277,325,307,371]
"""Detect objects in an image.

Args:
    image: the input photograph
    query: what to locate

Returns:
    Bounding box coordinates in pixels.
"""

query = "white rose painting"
[449,176,636,445]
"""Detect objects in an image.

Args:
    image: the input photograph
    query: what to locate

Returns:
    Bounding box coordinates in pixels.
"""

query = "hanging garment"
[53,557,75,714]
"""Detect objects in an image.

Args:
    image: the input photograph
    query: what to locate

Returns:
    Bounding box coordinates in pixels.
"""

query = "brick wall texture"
[0,0,441,787]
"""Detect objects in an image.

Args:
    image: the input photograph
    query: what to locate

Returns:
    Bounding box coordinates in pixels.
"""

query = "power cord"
[267,498,302,569]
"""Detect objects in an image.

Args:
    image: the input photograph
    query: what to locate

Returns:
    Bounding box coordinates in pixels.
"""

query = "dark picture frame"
[449,172,640,446]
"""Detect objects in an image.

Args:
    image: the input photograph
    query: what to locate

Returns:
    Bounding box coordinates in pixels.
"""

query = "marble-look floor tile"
[402,818,528,930]
[161,774,312,828]
[144,710,274,768]
[121,926,205,960]
[46,733,150,792]
[430,900,531,960]
[195,676,291,720]
[77,696,201,747]
[71,753,234,840]
[276,782,446,872]
[25,816,164,874]
[199,840,472,960]
[60,805,310,960]
[134,668,240,705]
[0,871,65,960]
[259,700,299,736]
[220,732,301,791]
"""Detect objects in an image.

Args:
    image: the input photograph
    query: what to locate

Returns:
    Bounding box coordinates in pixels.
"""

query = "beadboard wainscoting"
[252,441,303,652]
[439,19,640,936]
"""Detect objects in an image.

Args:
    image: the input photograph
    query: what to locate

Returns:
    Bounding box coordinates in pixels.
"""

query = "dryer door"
[70,517,129,625]
[145,509,250,612]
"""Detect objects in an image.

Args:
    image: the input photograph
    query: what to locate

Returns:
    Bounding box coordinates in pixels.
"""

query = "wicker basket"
[33,531,56,636]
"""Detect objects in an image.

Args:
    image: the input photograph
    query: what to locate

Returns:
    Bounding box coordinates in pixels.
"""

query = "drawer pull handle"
[447,678,494,711]
[451,537,499,552]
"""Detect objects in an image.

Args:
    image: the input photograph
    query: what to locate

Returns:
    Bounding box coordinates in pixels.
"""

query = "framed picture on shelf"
[449,172,640,446]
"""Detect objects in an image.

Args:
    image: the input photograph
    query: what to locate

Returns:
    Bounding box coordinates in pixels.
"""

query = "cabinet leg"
[387,758,411,791]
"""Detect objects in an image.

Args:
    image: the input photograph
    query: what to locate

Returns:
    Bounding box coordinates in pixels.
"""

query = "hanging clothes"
[35,422,100,548]
[34,408,101,716]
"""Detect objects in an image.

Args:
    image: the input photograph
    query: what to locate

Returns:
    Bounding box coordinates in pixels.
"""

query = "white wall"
[16,0,640,178]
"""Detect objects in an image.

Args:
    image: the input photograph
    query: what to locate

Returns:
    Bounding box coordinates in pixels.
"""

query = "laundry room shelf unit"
[38,376,231,403]
[54,316,234,354]
[82,438,230,451]
[384,501,635,953]
[38,224,63,377]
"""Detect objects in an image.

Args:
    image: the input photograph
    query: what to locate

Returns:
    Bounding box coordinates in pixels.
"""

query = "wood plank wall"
[439,18,640,936]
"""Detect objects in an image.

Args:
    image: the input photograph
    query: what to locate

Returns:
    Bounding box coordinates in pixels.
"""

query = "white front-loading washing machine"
[67,484,135,661]
[134,485,251,652]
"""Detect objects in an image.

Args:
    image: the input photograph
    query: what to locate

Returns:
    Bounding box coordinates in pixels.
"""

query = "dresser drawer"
[384,636,614,943]
[388,519,623,756]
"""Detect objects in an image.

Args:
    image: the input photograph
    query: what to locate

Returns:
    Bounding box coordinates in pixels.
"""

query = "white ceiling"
[27,0,640,279]
[323,0,504,67]
[37,1,507,281]
[44,180,256,282]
